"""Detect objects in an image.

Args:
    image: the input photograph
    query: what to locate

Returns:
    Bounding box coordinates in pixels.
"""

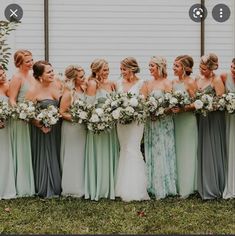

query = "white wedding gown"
[115,79,150,201]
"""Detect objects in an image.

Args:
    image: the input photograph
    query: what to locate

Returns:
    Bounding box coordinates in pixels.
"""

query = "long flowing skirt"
[84,127,119,201]
[144,117,177,199]
[61,121,86,197]
[10,119,35,196]
[223,113,235,199]
[116,121,150,201]
[197,111,227,199]
[174,112,198,198]
[0,121,16,199]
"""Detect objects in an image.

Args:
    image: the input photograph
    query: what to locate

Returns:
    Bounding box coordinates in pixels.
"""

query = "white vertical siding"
[48,0,201,80]
[0,0,44,77]
[204,0,235,74]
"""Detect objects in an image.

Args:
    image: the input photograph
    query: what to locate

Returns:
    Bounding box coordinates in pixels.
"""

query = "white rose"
[125,106,135,114]
[90,114,99,122]
[95,108,104,116]
[19,112,27,120]
[112,108,121,119]
[79,111,87,119]
[129,97,138,107]
[170,97,178,105]
[194,100,203,109]
[157,107,165,115]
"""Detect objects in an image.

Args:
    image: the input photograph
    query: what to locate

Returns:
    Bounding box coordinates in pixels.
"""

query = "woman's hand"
[171,106,182,114]
[40,126,51,134]
[0,120,5,129]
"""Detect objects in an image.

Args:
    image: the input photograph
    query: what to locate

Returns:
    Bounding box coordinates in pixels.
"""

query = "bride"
[115,57,150,201]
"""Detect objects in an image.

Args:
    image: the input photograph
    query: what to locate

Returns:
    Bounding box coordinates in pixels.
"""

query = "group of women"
[0,49,234,202]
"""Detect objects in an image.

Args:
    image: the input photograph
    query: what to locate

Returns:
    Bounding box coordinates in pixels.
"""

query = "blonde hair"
[121,57,140,73]
[151,56,167,78]
[200,53,218,71]
[65,65,84,80]
[175,55,194,76]
[14,49,32,68]
[89,58,108,81]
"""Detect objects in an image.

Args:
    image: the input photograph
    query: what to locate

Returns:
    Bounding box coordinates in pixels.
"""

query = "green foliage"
[0,20,19,70]
[0,194,234,234]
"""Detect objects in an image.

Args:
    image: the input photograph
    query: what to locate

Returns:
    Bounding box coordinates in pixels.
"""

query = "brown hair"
[200,53,218,71]
[121,57,140,73]
[232,58,235,64]
[0,65,3,70]
[175,55,194,76]
[14,49,32,68]
[65,65,84,81]
[33,60,51,80]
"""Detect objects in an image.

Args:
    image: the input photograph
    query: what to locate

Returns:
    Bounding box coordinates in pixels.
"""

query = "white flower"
[90,114,100,123]
[194,100,203,109]
[112,108,121,119]
[129,97,138,107]
[79,111,87,120]
[125,106,135,114]
[19,112,27,120]
[169,97,178,105]
[95,108,104,116]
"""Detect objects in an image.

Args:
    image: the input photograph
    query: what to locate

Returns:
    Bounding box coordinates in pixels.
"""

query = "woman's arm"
[59,89,72,121]
[8,75,22,106]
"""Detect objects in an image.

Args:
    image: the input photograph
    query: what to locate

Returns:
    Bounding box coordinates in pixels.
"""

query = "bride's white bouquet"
[0,100,11,121]
[108,92,148,125]
[69,98,91,124]
[193,92,214,116]
[11,100,36,121]
[35,105,61,127]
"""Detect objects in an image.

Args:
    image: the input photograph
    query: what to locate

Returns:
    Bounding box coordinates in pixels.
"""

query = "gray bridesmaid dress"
[197,85,227,199]
[31,99,62,197]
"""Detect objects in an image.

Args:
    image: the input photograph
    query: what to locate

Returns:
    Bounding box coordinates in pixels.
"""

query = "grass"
[0,193,234,234]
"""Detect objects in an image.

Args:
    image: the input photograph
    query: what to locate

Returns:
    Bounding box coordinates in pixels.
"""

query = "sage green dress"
[61,91,87,197]
[9,81,35,196]
[173,83,198,198]
[223,73,235,199]
[0,95,16,199]
[84,90,119,201]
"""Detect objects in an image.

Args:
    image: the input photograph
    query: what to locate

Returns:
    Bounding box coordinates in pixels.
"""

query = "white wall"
[204,0,235,74]
[0,0,44,78]
[48,0,201,80]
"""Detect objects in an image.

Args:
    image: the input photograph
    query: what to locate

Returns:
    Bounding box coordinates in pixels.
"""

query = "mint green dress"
[61,91,87,197]
[144,90,177,199]
[173,83,198,198]
[9,81,35,196]
[84,89,119,201]
[0,95,16,199]
[223,74,235,199]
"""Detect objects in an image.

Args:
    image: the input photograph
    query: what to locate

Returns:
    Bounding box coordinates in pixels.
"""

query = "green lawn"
[0,193,234,234]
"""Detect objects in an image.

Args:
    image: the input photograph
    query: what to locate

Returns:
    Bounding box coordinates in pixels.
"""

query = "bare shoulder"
[220,72,227,83]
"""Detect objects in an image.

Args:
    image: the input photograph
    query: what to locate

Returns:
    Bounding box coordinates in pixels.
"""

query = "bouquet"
[35,105,61,127]
[0,100,11,121]
[11,100,36,121]
[213,92,235,114]
[164,90,191,109]
[86,98,114,134]
[145,94,167,118]
[69,98,91,124]
[108,92,148,125]
[193,92,214,116]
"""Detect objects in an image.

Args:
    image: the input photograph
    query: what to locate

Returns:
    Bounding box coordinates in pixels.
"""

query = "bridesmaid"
[221,58,235,199]
[0,65,16,199]
[115,57,150,201]
[26,60,62,197]
[196,53,226,200]
[172,55,198,198]
[143,56,177,199]
[84,58,119,201]
[60,65,87,197]
[8,50,35,196]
